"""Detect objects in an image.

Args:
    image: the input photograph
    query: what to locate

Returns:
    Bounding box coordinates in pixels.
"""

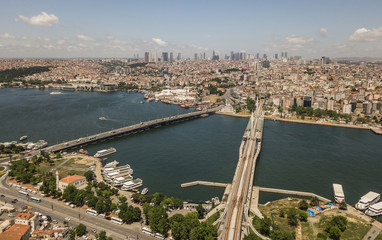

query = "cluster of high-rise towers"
[144,51,288,62]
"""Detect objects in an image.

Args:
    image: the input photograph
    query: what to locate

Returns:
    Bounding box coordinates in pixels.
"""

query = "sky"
[1,0,382,59]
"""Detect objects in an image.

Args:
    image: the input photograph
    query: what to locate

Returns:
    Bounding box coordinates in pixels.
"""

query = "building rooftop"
[0,224,30,240]
[59,175,85,184]
[16,212,33,220]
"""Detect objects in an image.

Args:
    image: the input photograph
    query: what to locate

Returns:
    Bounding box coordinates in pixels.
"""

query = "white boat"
[19,136,27,141]
[139,101,144,104]
[333,183,345,203]
[121,179,143,191]
[104,160,119,168]
[365,202,382,216]
[99,117,107,120]
[94,147,116,158]
[355,191,380,210]
[50,91,62,95]
[141,188,148,195]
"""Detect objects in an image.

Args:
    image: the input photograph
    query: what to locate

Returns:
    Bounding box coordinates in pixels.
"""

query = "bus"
[30,197,41,203]
[18,191,29,197]
[142,227,153,235]
[110,216,123,225]
[86,209,98,216]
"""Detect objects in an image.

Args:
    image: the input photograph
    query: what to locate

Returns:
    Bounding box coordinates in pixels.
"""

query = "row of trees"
[317,215,348,240]
[8,159,40,184]
[0,144,25,154]
[289,105,352,121]
[245,215,296,240]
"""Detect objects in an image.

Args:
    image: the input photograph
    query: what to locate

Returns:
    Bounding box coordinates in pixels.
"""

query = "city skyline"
[0,0,382,58]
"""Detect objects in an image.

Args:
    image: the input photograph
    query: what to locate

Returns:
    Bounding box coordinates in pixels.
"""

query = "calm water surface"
[1,89,381,210]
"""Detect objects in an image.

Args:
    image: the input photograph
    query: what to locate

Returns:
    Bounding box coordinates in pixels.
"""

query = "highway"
[219,100,264,240]
[0,174,155,240]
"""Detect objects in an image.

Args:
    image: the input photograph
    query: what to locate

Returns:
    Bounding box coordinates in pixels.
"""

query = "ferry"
[99,117,107,120]
[333,183,345,203]
[139,101,144,104]
[180,104,189,108]
[104,160,119,168]
[19,136,27,141]
[50,91,62,95]
[355,191,380,211]
[141,188,149,195]
[365,202,382,217]
[121,179,143,191]
[94,147,116,158]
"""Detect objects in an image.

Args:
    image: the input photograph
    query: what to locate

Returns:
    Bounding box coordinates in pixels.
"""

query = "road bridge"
[43,108,219,153]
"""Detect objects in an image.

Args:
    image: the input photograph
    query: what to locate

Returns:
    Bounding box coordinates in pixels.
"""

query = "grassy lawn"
[206,211,220,225]
[259,198,373,240]
[62,158,89,169]
[375,232,382,240]
[0,166,5,171]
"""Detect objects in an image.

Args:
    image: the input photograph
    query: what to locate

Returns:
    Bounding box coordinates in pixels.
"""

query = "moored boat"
[141,188,148,195]
[356,191,380,211]
[333,183,345,203]
[19,136,27,141]
[94,147,116,158]
[365,202,382,216]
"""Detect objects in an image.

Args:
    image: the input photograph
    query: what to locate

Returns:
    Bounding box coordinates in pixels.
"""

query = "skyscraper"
[194,53,198,60]
[281,52,284,58]
[284,52,288,58]
[275,53,278,59]
[177,53,181,60]
[144,52,150,62]
[170,52,173,62]
[162,52,168,62]
[256,53,259,59]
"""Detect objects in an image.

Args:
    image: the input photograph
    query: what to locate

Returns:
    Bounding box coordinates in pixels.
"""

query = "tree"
[148,207,169,236]
[63,185,78,202]
[299,211,308,222]
[189,222,217,240]
[310,196,319,206]
[118,195,127,203]
[328,226,341,240]
[56,152,62,159]
[287,208,299,226]
[97,231,107,240]
[84,170,94,181]
[75,223,87,236]
[243,233,262,240]
[339,201,347,210]
[68,229,76,240]
[95,199,104,213]
[299,200,308,210]
[279,209,285,217]
[196,204,205,219]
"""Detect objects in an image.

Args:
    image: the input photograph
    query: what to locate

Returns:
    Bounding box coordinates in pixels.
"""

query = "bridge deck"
[44,108,218,153]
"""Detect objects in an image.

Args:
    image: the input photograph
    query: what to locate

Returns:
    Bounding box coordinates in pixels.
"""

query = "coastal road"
[0,175,155,240]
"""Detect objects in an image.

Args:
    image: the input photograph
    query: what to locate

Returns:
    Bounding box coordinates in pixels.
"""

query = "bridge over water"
[43,107,219,153]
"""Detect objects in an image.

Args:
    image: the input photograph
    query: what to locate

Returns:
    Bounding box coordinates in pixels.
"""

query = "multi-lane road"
[0,174,156,240]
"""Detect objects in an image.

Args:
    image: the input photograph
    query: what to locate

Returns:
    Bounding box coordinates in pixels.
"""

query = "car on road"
[0,194,5,197]
[70,204,75,208]
[52,220,59,224]
[65,217,70,222]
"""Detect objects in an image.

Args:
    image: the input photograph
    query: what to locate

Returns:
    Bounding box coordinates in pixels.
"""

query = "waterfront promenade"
[43,107,219,153]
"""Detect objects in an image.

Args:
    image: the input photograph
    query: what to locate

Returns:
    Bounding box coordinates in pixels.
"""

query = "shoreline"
[217,112,372,130]
[1,87,375,131]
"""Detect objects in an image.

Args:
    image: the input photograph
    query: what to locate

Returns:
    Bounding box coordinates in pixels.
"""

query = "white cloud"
[349,27,382,42]
[17,12,59,27]
[319,28,327,37]
[285,35,314,44]
[0,33,15,39]
[152,38,167,47]
[57,39,66,45]
[77,34,94,42]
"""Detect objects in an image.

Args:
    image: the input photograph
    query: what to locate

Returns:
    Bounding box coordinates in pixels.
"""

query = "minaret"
[56,170,59,191]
